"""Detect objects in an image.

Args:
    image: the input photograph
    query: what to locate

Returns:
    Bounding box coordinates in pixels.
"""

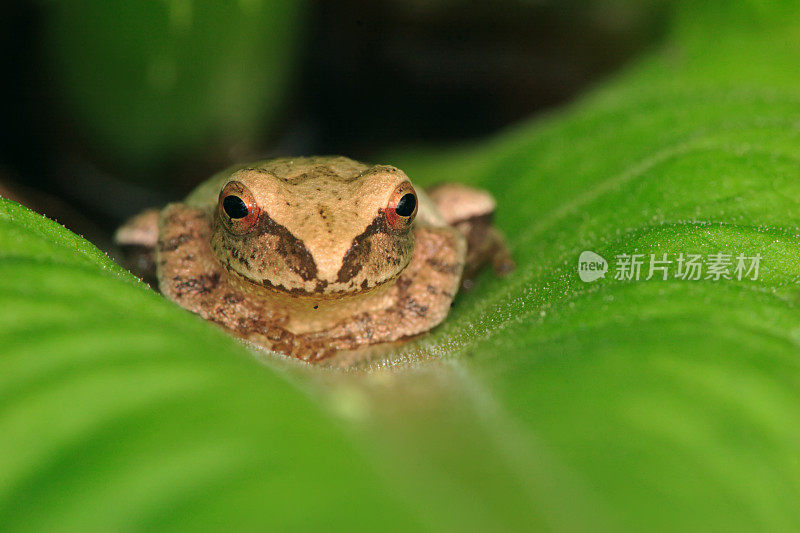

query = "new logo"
[578,251,608,282]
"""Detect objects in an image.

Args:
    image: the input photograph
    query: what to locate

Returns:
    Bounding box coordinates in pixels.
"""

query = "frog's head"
[209,160,418,296]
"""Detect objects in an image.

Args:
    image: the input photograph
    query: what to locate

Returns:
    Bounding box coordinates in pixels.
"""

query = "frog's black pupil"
[396,193,416,217]
[223,195,248,219]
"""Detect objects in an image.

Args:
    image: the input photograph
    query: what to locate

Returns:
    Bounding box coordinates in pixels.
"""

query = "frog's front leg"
[114,208,161,285]
[427,183,514,286]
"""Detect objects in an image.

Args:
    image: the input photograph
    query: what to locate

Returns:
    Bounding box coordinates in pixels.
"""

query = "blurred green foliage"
[4,0,800,530]
[43,0,306,174]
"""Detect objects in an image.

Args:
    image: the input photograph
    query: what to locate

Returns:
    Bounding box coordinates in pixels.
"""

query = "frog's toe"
[114,207,161,284]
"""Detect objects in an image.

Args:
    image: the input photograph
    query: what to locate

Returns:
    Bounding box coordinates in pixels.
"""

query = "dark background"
[0,0,666,247]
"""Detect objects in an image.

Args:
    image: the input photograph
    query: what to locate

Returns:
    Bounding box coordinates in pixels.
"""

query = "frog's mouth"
[223,263,404,301]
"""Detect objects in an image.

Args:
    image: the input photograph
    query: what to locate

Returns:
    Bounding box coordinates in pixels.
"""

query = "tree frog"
[116,156,512,362]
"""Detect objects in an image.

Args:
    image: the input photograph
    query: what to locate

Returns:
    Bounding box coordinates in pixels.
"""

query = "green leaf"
[6,2,800,530]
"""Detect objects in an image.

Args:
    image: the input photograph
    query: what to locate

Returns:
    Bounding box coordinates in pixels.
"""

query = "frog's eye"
[218,181,259,234]
[386,182,418,230]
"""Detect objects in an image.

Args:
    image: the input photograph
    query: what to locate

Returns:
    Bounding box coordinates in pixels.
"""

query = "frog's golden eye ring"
[386,182,418,230]
[218,181,259,234]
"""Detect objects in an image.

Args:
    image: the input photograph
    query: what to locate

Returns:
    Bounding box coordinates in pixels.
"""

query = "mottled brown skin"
[116,156,512,362]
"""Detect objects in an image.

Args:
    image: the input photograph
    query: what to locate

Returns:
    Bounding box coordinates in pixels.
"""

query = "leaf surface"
[4,3,800,531]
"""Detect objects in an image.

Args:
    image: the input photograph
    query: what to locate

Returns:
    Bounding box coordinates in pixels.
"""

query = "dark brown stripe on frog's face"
[212,210,318,290]
[257,213,318,281]
[336,214,389,283]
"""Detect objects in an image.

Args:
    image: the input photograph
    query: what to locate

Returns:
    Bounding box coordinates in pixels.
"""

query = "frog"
[115,156,513,363]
